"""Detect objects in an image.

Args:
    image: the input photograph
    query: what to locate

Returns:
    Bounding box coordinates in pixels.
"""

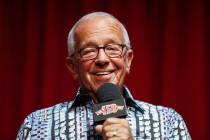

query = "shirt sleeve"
[16,114,32,140]
[166,108,191,140]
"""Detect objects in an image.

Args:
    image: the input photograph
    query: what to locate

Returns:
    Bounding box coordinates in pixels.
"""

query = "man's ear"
[125,49,134,74]
[66,56,79,80]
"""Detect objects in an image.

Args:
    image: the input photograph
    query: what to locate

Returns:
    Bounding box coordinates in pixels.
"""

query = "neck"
[80,86,99,104]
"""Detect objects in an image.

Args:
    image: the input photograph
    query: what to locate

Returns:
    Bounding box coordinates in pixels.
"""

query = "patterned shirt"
[17,86,191,139]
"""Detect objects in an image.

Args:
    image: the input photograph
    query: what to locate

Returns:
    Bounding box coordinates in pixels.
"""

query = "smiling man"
[66,13,133,103]
[17,12,191,140]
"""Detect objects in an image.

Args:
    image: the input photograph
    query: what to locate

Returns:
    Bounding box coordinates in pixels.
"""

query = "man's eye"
[81,48,96,56]
[106,45,120,51]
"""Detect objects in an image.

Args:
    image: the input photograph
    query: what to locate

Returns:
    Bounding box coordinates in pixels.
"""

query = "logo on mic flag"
[93,99,127,123]
[95,103,124,116]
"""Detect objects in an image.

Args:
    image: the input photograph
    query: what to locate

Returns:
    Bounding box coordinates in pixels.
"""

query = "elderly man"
[17,12,191,140]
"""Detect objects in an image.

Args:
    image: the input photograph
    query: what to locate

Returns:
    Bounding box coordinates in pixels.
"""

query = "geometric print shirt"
[17,86,191,140]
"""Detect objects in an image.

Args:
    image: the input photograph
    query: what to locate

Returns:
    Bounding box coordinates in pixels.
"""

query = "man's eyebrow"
[104,38,120,44]
[82,42,98,47]
[83,38,120,47]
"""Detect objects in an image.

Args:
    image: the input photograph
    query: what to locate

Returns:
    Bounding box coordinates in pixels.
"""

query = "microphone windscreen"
[96,83,122,102]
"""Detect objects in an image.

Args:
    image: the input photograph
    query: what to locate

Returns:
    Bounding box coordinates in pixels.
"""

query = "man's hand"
[95,118,134,140]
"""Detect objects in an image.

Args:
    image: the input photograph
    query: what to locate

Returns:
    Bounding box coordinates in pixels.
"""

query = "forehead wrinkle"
[84,27,122,43]
[86,24,122,36]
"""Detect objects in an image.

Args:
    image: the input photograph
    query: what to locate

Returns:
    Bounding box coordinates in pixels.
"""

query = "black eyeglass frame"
[71,43,129,60]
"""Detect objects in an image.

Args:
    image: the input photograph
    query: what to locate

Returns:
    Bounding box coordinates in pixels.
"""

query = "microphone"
[93,83,127,124]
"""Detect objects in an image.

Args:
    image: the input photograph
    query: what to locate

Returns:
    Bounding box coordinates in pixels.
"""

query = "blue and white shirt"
[17,87,191,139]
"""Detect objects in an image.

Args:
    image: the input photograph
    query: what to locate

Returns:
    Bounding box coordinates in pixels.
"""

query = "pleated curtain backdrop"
[0,0,209,139]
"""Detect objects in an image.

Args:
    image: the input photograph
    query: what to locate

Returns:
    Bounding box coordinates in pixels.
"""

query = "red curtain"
[0,0,209,139]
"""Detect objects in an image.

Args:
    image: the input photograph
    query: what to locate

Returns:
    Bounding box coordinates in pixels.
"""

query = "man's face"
[67,17,133,98]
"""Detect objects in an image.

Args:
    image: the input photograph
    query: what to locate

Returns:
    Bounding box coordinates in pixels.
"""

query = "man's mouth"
[92,70,115,76]
[90,70,117,84]
[94,71,113,76]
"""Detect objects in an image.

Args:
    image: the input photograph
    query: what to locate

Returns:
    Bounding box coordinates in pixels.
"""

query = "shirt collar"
[69,86,144,114]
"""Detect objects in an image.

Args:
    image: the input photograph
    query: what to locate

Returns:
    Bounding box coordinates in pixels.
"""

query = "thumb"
[95,125,103,134]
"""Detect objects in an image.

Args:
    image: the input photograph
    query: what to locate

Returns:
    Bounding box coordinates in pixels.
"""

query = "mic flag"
[93,83,127,124]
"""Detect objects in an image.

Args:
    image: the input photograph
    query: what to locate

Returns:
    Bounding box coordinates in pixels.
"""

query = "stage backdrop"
[0,0,209,139]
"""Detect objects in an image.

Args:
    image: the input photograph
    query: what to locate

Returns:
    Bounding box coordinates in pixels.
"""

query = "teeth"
[95,72,111,76]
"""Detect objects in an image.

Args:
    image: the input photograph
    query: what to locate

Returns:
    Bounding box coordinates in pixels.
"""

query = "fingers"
[95,124,103,134]
[103,118,130,127]
[95,118,133,140]
[106,131,117,138]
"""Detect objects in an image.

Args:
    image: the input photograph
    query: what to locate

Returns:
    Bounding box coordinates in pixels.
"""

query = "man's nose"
[94,48,109,67]
[98,48,109,59]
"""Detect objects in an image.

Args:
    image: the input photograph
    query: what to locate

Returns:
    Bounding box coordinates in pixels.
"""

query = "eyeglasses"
[73,43,128,60]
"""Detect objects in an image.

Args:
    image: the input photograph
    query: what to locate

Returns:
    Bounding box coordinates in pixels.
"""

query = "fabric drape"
[0,0,209,139]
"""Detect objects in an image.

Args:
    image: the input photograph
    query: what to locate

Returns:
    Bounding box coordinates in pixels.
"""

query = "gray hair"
[67,12,131,56]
